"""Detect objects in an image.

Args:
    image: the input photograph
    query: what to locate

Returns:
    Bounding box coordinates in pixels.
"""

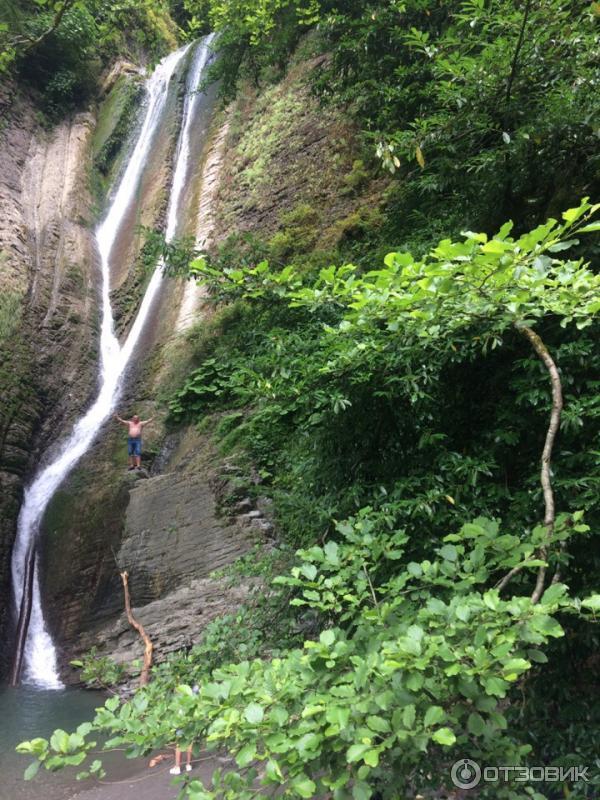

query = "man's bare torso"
[127,421,143,437]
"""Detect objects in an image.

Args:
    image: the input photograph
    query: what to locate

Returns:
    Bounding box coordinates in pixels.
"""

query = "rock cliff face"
[70,429,257,672]
[0,79,99,671]
[0,50,186,673]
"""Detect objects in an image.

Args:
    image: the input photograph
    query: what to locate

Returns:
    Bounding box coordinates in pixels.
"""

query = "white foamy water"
[11,37,214,688]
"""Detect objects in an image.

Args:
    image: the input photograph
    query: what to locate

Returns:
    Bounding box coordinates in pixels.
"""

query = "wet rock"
[250,519,274,536]
[233,497,253,513]
[256,496,274,515]
[117,468,255,606]
[100,60,143,96]
[0,83,99,667]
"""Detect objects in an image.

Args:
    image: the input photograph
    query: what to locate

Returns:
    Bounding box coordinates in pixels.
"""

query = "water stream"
[10,36,214,689]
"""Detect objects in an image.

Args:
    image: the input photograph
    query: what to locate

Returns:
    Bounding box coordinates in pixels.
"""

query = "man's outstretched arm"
[141,416,155,426]
[115,414,129,425]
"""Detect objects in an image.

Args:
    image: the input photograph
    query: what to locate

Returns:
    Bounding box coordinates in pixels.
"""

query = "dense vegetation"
[13,1,600,799]
[192,0,600,250]
[0,0,178,114]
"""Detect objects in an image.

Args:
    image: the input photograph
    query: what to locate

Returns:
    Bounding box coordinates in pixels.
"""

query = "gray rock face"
[118,467,256,607]
[79,576,254,670]
[66,429,259,676]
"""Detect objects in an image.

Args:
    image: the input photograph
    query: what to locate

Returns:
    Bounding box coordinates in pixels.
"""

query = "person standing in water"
[115,413,154,470]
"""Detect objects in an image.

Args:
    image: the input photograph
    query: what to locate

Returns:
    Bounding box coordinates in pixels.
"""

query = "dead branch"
[120,570,153,686]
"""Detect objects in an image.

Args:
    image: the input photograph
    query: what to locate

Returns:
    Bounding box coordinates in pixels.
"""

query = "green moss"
[323,204,385,245]
[341,159,370,195]
[268,202,320,261]
[66,262,85,290]
[97,79,144,172]
[0,287,22,345]
[235,83,306,191]
[42,488,73,545]
[216,412,245,438]
[90,74,144,208]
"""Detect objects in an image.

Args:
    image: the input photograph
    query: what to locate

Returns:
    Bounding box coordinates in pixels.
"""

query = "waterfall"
[10,36,215,689]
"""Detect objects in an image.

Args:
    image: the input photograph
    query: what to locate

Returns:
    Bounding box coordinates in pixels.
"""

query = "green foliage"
[17,2,100,115]
[185,0,320,97]
[138,227,201,277]
[70,647,127,690]
[340,159,369,196]
[16,196,600,795]
[182,0,599,249]
[268,203,319,262]
[16,514,599,797]
[0,0,178,116]
[171,201,600,548]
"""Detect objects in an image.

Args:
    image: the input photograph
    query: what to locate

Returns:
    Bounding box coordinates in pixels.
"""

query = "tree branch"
[120,571,153,686]
[495,564,523,593]
[515,324,563,604]
[13,0,77,53]
[505,0,533,108]
[362,562,379,610]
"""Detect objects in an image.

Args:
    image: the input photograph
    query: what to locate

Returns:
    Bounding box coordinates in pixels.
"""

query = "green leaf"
[402,705,416,729]
[541,583,567,605]
[24,762,40,781]
[467,712,485,736]
[347,743,370,763]
[407,562,422,577]
[483,677,508,697]
[581,594,600,611]
[527,649,548,663]
[76,722,92,738]
[405,673,424,691]
[501,658,531,680]
[326,706,350,728]
[366,715,390,733]
[50,730,70,753]
[320,629,335,647]
[424,705,445,727]
[352,780,373,800]
[300,563,318,581]
[531,615,564,638]
[439,544,458,562]
[292,776,316,798]
[324,541,340,564]
[431,727,456,746]
[236,743,256,767]
[105,696,119,712]
[244,703,264,724]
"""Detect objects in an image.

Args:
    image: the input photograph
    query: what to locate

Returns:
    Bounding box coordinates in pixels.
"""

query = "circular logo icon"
[451,758,482,789]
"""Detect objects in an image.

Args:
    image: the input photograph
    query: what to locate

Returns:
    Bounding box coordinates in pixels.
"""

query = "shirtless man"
[115,413,154,470]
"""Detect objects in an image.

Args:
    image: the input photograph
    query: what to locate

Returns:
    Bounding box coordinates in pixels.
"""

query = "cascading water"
[10,36,215,689]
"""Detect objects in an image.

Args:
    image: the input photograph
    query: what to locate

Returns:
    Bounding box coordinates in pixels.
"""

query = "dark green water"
[0,686,106,800]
